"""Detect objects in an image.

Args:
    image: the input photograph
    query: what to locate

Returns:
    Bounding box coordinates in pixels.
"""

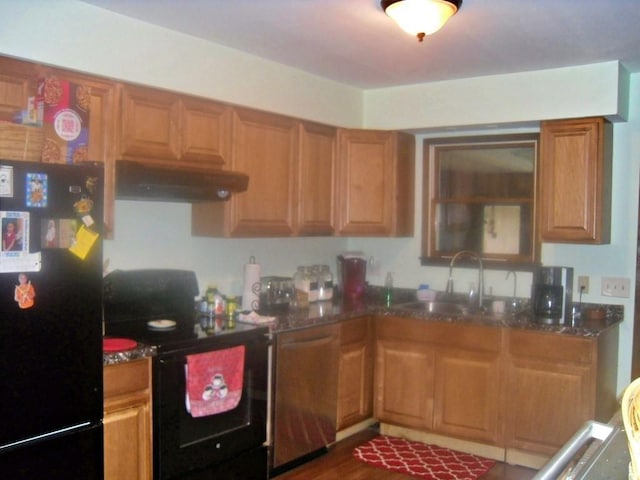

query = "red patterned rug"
[353,435,496,480]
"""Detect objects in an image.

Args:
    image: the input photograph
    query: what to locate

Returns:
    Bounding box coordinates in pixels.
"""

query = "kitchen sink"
[391,301,469,316]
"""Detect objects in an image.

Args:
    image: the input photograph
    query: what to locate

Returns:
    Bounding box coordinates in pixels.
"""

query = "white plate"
[147,319,177,330]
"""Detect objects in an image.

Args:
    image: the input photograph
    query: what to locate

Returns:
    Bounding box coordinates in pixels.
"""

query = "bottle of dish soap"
[384,272,394,307]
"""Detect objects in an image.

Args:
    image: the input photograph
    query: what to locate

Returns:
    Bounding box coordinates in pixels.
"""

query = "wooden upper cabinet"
[226,107,298,236]
[0,57,34,121]
[179,97,230,167]
[48,68,117,236]
[119,84,180,162]
[118,84,230,168]
[539,117,612,243]
[297,121,336,235]
[336,129,415,236]
[192,117,334,237]
[0,57,117,237]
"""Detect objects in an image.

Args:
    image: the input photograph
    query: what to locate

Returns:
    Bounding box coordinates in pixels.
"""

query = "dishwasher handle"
[533,420,616,480]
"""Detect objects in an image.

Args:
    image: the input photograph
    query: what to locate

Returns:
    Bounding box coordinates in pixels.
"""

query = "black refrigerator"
[0,159,104,479]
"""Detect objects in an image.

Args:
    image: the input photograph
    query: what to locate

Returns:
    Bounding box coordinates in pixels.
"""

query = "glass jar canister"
[317,265,334,301]
[294,266,310,307]
[308,266,319,303]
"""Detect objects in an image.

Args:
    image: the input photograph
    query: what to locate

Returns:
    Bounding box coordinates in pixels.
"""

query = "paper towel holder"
[242,256,261,312]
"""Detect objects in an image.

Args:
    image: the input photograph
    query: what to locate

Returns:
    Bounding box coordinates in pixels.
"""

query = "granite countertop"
[261,287,623,337]
[103,343,156,366]
[102,286,623,364]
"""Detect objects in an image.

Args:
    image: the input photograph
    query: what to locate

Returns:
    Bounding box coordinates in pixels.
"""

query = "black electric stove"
[103,268,267,352]
[103,269,270,480]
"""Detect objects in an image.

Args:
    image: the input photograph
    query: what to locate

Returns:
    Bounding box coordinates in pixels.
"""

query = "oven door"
[154,331,269,480]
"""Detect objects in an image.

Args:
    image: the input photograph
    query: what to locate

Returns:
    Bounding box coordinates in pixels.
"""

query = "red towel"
[185,345,245,417]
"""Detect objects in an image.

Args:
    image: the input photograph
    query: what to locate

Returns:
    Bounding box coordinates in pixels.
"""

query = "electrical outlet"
[601,277,631,298]
[578,276,589,294]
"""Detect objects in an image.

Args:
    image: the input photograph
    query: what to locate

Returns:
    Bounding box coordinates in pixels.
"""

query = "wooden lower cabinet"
[372,315,618,466]
[433,326,502,445]
[504,328,619,460]
[375,317,502,444]
[337,317,374,431]
[103,358,153,480]
[375,317,435,429]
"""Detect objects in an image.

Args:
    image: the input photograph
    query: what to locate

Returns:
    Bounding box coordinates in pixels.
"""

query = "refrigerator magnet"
[73,195,93,215]
[85,176,98,194]
[68,225,99,260]
[41,218,60,248]
[14,272,35,309]
[1,211,29,254]
[80,214,95,228]
[0,166,14,197]
[25,173,48,208]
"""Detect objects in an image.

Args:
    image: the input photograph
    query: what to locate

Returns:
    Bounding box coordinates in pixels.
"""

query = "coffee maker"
[532,266,574,324]
[337,253,367,302]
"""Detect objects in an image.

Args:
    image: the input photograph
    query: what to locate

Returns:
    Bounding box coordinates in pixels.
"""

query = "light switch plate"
[601,277,630,298]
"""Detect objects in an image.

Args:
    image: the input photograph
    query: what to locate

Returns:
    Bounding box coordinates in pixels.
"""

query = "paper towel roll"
[241,260,261,312]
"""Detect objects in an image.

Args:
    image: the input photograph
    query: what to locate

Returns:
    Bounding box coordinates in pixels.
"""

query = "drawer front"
[104,358,151,399]
[508,330,593,364]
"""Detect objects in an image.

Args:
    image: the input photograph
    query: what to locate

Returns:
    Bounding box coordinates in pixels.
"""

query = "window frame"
[420,133,541,271]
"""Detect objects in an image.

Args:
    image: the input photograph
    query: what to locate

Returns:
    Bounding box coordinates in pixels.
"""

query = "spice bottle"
[226,295,237,328]
[206,285,225,316]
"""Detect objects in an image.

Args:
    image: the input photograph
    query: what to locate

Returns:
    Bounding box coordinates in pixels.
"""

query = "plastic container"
[416,284,436,301]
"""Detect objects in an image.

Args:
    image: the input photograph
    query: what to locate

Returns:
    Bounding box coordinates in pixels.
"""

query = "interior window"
[421,134,539,269]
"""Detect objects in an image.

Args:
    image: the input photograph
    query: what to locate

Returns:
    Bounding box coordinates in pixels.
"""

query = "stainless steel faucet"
[445,250,484,312]
[506,270,518,312]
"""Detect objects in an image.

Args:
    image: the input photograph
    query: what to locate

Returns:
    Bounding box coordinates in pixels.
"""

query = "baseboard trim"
[380,423,506,463]
[505,448,550,469]
[335,418,378,442]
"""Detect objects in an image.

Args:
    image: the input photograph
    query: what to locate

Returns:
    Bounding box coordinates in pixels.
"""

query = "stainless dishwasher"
[270,323,340,473]
[534,416,628,480]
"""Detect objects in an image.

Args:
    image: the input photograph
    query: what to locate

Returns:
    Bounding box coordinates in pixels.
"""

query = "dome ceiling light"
[381,0,462,42]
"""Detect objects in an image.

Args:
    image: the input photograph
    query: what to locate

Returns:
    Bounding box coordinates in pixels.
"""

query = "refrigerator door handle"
[0,421,94,452]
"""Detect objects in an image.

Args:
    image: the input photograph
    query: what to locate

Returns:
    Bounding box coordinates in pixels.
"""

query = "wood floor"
[272,428,537,480]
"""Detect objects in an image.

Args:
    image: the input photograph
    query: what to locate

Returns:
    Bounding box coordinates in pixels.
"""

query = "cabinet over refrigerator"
[0,160,104,479]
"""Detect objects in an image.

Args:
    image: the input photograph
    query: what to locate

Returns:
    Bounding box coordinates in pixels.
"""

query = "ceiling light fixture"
[381,0,462,42]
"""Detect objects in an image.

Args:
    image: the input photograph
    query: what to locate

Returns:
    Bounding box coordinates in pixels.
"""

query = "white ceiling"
[79,0,640,89]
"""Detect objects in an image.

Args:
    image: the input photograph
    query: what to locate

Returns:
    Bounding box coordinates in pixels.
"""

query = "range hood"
[116,160,249,202]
